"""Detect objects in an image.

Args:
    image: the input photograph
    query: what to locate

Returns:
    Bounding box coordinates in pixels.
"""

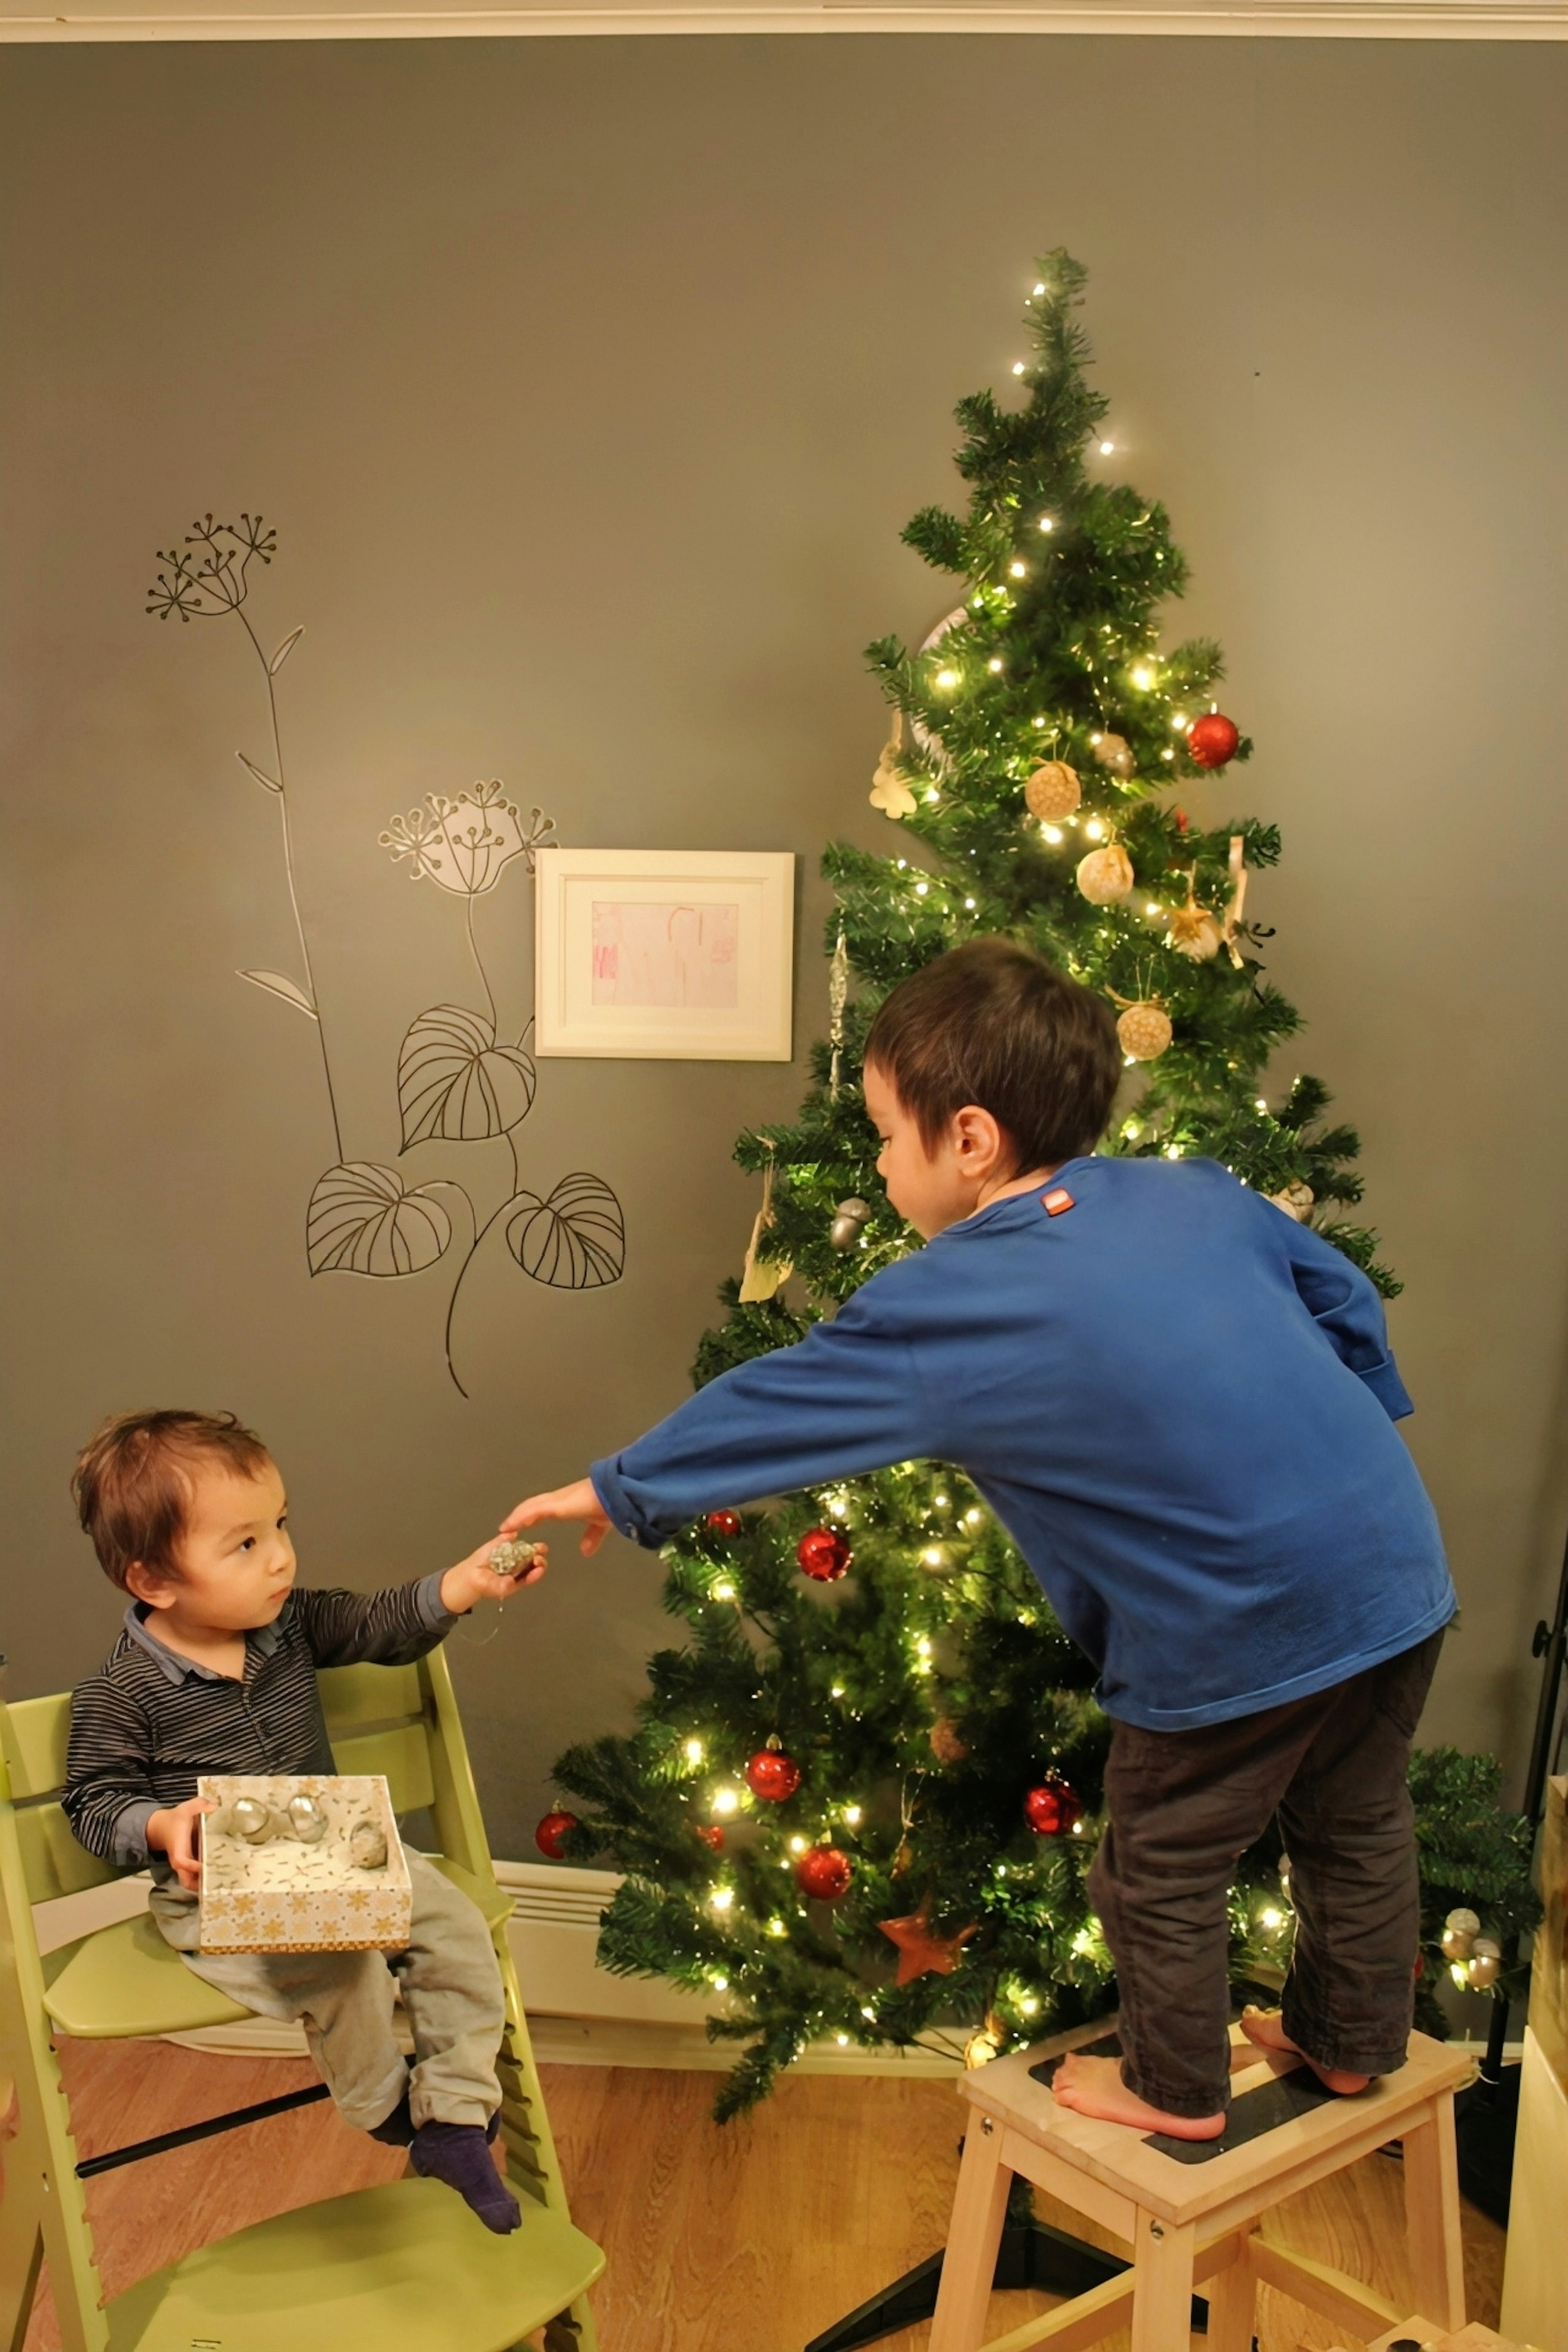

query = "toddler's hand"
[147,1794,217,1892]
[440,1535,550,1617]
[499,1478,611,1559]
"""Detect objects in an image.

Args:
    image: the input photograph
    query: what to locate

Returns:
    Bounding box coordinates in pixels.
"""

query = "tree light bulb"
[965,1507,983,1525]
[861,2003,876,2020]
[921,1546,945,1566]
[1130,665,1154,690]
[788,1835,808,1854]
[1260,1906,1284,1929]
[684,1738,704,1764]
[1008,561,1027,579]
[964,896,976,910]
[710,1886,734,1911]
[1145,902,1160,917]
[1033,281,1046,295]
[1165,1144,1183,1160]
[934,667,958,691]
[987,657,1004,673]
[914,881,929,897]
[712,1787,739,1815]
[1171,713,1187,730]
[1038,516,1054,532]
[1098,440,1115,455]
[1254,1098,1268,1114]
[712,1973,728,1990]
[711,1579,735,1601]
[1042,825,1063,844]
[769,1918,787,1936]
[1011,361,1026,376]
[1084,817,1105,840]
[915,1635,933,1654]
[831,1684,845,1698]
[844,1805,862,1826]
[835,2033,850,2045]
[934,1492,949,1506]
[1160,748,1175,761]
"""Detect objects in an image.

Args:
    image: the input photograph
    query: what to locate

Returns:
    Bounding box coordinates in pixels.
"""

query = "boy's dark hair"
[864,938,1120,1169]
[72,1409,272,1590]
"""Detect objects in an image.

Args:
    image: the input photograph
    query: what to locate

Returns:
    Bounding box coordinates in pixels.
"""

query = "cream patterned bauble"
[1094,732,1135,780]
[1168,901,1223,962]
[1024,761,1081,822]
[1076,843,1134,905]
[1267,1183,1315,1223]
[1116,1002,1172,1062]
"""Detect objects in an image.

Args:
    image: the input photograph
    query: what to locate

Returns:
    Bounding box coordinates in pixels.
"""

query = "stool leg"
[1402,2091,1466,2332]
[929,2114,1011,2352]
[1131,2212,1197,2352]
[1203,2234,1256,2352]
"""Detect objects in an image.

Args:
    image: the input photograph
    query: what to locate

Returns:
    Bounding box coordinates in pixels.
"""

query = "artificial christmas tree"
[546,253,1535,2118]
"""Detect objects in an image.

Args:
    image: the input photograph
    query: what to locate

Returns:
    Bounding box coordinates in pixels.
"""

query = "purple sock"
[409,2121,521,2233]
[368,2091,414,2146]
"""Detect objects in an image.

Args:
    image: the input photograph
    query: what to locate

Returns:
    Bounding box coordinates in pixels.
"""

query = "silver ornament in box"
[198,1773,410,1954]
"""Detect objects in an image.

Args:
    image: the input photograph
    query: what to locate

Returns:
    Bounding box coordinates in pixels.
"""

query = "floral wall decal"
[146,514,626,1394]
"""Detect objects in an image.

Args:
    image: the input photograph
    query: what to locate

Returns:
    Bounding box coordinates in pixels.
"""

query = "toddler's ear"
[125,1559,176,1610]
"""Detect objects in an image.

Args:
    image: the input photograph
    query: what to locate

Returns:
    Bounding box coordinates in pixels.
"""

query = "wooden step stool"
[929,2022,1474,2352]
[1361,2325,1531,2350]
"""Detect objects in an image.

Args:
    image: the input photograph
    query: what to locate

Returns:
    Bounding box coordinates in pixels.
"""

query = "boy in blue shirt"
[503,939,1454,2140]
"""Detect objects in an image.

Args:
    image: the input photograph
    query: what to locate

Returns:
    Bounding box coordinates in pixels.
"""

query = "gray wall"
[3,34,1566,1860]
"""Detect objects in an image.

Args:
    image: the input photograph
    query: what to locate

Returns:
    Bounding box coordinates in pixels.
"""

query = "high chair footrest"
[104,2176,604,2352]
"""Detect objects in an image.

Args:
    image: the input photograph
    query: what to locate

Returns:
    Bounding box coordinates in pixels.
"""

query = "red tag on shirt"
[1041,1188,1074,1217]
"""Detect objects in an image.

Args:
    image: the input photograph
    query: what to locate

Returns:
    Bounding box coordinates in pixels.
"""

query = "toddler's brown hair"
[73,1409,272,1590]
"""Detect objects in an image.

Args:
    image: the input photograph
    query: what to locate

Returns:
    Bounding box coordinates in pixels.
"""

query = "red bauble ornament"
[1187,713,1241,770]
[795,1846,853,1901]
[1023,1779,1081,1837]
[1173,807,1190,833]
[706,1510,742,1536]
[695,1823,726,1852]
[746,1747,802,1802]
[797,1527,852,1582]
[535,1809,579,1860]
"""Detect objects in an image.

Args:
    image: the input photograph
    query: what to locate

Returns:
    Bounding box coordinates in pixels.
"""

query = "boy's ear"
[125,1559,176,1611]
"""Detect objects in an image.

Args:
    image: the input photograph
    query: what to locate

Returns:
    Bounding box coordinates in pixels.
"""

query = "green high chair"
[0,1649,604,2352]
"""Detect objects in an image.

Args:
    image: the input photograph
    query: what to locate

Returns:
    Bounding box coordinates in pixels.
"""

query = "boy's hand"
[499,1478,611,1559]
[440,1536,550,1617]
[147,1794,217,1892]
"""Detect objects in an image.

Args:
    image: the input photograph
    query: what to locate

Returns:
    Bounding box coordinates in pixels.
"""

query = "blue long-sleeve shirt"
[593,1156,1454,1732]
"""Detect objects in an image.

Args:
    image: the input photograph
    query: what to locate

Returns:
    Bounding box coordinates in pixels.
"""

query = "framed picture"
[535,848,795,1061]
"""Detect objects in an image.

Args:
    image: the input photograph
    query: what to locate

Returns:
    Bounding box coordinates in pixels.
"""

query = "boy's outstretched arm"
[502,1279,939,1552]
[1276,1213,1413,1417]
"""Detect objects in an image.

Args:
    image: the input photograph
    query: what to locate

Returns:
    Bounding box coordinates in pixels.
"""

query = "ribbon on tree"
[828,922,849,1100]
[738,1144,792,1303]
[1222,833,1248,969]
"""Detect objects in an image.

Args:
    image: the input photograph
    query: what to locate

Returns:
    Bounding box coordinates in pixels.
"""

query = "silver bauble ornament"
[1093,732,1135,781]
[230,1797,273,1844]
[1076,844,1134,905]
[1466,1936,1502,1991]
[831,1198,872,1251]
[350,1820,389,1871]
[1024,762,1081,822]
[287,1793,328,1844]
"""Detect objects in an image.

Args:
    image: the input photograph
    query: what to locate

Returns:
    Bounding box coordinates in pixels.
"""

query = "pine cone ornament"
[1115,1002,1172,1062]
[1093,732,1135,780]
[1076,844,1134,905]
[831,1198,872,1252]
[929,1715,970,1764]
[1024,761,1081,822]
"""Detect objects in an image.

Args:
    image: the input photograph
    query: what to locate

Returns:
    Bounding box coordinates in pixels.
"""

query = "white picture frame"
[534,847,795,1061]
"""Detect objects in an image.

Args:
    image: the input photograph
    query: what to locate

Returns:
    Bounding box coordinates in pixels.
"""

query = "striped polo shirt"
[62,1576,456,1872]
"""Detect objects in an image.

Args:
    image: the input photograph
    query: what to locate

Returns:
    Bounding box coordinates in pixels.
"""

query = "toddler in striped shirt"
[63,1407,542,2234]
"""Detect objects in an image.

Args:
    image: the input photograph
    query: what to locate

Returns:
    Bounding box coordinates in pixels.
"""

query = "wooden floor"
[13,2040,1506,2352]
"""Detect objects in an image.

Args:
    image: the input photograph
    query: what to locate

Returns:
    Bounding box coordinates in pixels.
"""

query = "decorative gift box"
[197,1772,411,1954]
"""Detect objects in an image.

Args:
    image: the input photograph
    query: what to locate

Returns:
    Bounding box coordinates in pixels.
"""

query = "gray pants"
[152,1849,505,2134]
[1087,1630,1445,2118]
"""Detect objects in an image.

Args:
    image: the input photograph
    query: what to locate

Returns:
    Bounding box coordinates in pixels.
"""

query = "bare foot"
[1050,2053,1226,2140]
[1239,2006,1370,2096]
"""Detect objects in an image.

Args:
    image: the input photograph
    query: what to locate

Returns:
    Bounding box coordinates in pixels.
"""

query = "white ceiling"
[5,0,1567,37]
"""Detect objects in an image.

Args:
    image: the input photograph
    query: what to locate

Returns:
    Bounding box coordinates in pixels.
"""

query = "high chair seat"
[44,1910,252,2039]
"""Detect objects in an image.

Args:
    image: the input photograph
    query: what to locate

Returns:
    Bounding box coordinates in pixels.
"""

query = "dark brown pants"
[1085,1631,1444,2118]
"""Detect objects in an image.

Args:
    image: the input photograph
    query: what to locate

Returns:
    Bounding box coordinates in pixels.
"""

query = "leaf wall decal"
[236,751,282,793]
[307,1162,452,1277]
[238,969,318,1019]
[269,624,305,674]
[398,1003,537,1148]
[506,1171,625,1290]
